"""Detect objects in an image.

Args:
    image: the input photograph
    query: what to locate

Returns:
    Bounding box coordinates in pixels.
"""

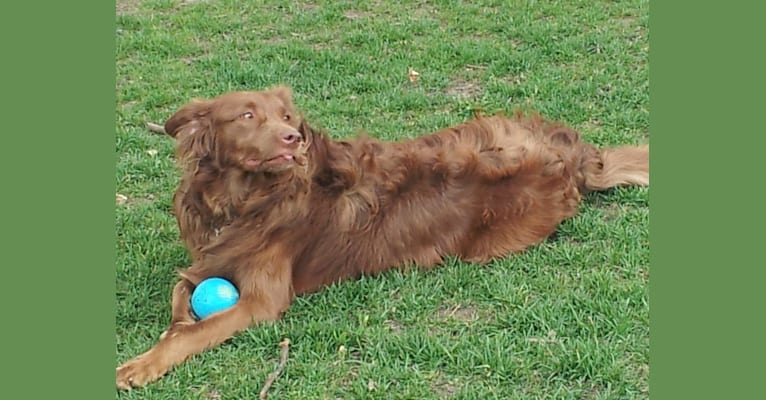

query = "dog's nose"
[281,130,300,144]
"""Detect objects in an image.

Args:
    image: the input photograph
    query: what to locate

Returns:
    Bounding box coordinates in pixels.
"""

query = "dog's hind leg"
[458,148,582,263]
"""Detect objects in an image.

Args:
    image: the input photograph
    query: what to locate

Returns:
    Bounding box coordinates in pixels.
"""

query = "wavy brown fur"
[116,87,649,389]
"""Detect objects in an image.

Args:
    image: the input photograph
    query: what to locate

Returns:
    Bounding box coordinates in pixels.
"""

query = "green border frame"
[5,1,764,398]
[2,2,115,398]
[651,2,764,399]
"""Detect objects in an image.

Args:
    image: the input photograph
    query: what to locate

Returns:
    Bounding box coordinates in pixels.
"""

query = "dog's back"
[287,114,648,292]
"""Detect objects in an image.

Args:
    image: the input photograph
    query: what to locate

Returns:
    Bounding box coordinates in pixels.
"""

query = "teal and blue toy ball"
[190,277,239,320]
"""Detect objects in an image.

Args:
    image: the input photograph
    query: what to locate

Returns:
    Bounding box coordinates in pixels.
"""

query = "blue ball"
[190,277,240,320]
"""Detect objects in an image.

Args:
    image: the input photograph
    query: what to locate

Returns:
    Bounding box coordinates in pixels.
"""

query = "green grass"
[116,0,649,398]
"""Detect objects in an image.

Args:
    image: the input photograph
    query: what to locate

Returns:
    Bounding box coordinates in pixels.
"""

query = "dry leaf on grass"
[146,149,158,156]
[116,194,128,205]
[408,67,420,83]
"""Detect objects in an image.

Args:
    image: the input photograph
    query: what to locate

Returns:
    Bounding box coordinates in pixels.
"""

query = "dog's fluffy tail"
[580,144,649,192]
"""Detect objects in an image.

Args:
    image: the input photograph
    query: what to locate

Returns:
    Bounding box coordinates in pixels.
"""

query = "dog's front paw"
[116,352,168,390]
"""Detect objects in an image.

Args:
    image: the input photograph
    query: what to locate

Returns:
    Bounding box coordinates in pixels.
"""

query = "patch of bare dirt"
[116,193,157,207]
[580,382,604,400]
[344,10,372,20]
[444,78,482,99]
[301,3,319,12]
[116,0,141,15]
[617,16,637,25]
[204,387,221,400]
[602,203,622,222]
[384,319,404,334]
[436,304,479,322]
[117,0,213,16]
[432,377,459,397]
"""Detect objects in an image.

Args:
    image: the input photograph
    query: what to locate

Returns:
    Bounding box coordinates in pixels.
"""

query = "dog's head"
[164,86,311,174]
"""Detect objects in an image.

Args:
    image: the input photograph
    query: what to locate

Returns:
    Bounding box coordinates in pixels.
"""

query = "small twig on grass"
[146,122,166,135]
[465,64,488,70]
[259,338,291,400]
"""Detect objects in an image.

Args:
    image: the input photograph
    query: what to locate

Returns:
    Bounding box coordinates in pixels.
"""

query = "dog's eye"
[240,111,254,120]
[283,114,291,121]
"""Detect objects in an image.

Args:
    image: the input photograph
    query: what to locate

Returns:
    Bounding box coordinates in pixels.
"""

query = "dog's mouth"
[243,153,298,170]
[248,154,294,165]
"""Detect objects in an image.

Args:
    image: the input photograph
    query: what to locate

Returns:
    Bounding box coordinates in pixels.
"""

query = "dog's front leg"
[116,299,254,389]
[116,252,294,390]
[157,279,197,340]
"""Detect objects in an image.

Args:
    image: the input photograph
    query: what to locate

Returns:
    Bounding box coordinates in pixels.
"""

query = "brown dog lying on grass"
[116,86,649,389]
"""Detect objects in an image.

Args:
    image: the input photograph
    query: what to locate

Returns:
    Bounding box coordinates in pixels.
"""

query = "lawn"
[116,0,649,399]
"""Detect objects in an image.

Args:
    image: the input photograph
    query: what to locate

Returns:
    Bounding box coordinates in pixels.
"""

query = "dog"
[116,86,649,389]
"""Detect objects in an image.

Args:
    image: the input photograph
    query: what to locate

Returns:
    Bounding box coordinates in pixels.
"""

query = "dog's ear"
[269,85,293,105]
[164,99,211,138]
[165,99,216,162]
[298,118,316,146]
